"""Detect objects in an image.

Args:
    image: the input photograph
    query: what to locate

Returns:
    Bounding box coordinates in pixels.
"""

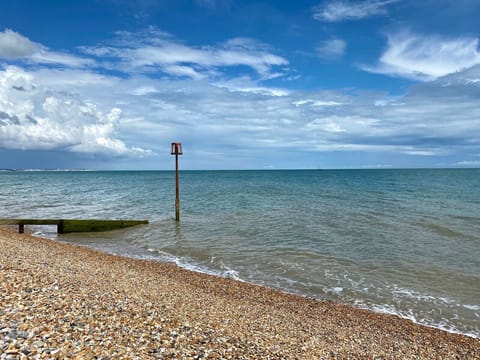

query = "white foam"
[363,303,479,339]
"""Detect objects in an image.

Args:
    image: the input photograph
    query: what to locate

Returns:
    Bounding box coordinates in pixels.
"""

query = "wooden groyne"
[0,219,148,234]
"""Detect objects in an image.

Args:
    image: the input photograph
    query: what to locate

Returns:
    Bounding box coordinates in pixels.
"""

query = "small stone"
[7,343,18,351]
[0,226,478,359]
[17,331,28,339]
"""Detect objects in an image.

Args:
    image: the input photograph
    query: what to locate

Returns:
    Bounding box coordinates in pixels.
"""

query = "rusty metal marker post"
[171,142,183,221]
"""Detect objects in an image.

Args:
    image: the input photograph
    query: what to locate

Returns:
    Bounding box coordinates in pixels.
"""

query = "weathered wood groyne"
[0,219,148,234]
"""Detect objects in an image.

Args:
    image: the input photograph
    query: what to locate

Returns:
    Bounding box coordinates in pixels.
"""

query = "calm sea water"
[1,169,479,337]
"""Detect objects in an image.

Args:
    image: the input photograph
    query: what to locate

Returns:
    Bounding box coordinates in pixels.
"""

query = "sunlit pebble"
[0,227,479,359]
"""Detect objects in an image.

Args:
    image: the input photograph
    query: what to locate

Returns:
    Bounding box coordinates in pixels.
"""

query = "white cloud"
[454,160,480,166]
[3,60,480,167]
[0,66,151,157]
[81,29,288,80]
[0,28,40,59]
[313,0,398,22]
[31,50,94,68]
[404,150,439,156]
[162,65,205,80]
[306,118,346,133]
[316,38,347,60]
[1,27,480,168]
[293,99,343,106]
[363,32,480,80]
[0,29,94,68]
[214,76,290,96]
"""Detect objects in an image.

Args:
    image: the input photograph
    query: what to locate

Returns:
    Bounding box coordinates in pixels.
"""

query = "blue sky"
[0,0,480,169]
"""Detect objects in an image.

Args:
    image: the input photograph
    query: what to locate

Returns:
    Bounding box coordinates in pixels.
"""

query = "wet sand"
[1,227,478,359]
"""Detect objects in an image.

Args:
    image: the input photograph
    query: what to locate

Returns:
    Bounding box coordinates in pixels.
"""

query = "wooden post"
[175,152,180,221]
[171,142,183,222]
[19,223,24,234]
[57,219,64,234]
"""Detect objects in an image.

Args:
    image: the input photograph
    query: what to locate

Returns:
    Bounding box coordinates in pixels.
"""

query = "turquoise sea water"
[1,169,479,337]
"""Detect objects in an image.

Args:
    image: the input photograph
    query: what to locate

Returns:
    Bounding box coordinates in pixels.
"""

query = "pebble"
[1,227,479,359]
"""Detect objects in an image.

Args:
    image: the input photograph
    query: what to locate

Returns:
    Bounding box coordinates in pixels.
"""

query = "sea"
[0,169,479,338]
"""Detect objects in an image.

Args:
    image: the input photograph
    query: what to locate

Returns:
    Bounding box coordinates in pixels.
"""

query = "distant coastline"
[0,168,96,172]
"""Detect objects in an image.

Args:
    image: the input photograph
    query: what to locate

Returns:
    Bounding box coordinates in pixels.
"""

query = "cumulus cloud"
[1,27,479,168]
[0,28,40,59]
[363,32,480,80]
[1,62,480,168]
[0,29,94,67]
[316,38,347,60]
[81,29,288,80]
[313,0,398,22]
[117,66,480,162]
[0,66,151,157]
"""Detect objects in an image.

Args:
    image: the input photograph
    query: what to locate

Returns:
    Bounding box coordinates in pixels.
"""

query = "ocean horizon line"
[2,166,480,172]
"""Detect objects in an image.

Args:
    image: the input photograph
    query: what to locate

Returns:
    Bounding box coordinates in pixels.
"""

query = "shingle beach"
[1,227,478,359]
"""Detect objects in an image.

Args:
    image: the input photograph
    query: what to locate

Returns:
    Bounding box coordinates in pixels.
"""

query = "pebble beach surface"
[1,227,478,359]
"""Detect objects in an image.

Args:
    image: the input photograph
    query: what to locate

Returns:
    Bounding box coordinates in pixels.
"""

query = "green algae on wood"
[58,219,148,233]
[0,219,148,234]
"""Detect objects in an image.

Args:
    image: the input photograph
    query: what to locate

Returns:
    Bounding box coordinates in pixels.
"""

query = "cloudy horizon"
[1,0,480,170]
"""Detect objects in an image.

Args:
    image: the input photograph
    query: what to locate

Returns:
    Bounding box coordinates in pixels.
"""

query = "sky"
[0,0,480,170]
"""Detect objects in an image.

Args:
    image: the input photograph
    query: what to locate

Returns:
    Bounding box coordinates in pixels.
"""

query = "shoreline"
[1,226,479,358]
[54,229,478,340]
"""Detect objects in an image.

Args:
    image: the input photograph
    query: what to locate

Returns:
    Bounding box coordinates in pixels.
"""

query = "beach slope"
[1,227,478,359]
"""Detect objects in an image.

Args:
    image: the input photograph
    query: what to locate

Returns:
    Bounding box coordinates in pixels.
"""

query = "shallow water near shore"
[1,169,479,337]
